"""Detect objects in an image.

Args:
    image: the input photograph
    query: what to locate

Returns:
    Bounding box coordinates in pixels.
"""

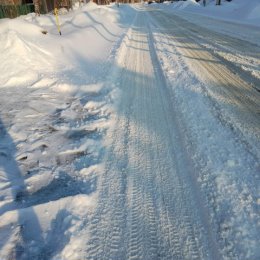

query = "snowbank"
[0,2,135,88]
[0,3,135,259]
[166,0,199,10]
[162,0,260,26]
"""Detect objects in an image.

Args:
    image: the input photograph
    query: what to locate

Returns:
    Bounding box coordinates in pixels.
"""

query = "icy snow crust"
[0,2,260,260]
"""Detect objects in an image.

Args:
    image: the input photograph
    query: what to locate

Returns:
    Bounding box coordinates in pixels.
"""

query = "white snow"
[162,0,260,26]
[151,26,260,258]
[0,1,259,259]
[155,1,260,88]
[0,3,135,259]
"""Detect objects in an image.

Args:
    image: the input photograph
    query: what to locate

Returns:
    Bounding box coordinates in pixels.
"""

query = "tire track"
[84,27,137,260]
[124,22,160,260]
[149,10,260,164]
[147,8,259,260]
[85,7,220,260]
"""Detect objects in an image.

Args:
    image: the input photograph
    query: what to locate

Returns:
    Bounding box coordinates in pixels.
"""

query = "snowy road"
[149,8,260,156]
[85,10,218,260]
[83,6,260,260]
[0,3,259,260]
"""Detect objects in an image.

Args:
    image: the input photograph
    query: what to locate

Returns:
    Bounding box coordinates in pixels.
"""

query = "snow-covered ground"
[0,3,136,259]
[148,8,260,259]
[155,1,260,89]
[0,1,259,259]
[157,0,260,47]
[161,0,260,26]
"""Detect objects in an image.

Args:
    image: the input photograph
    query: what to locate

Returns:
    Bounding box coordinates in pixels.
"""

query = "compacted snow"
[0,1,259,260]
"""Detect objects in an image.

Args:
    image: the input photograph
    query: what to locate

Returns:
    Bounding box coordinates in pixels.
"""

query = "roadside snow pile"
[0,2,130,88]
[164,0,260,25]
[165,0,199,10]
[0,3,135,259]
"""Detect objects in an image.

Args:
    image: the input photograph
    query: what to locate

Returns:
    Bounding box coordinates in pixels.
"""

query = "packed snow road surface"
[0,3,259,260]
[84,11,219,260]
[84,6,260,260]
[149,8,260,156]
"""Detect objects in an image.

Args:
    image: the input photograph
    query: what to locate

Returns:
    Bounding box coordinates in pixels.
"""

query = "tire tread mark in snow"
[85,8,219,260]
[152,12,260,125]
[146,12,221,260]
[84,26,137,260]
[124,18,159,260]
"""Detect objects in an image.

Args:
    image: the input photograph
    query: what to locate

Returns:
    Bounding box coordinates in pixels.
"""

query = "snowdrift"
[0,3,135,259]
[163,0,260,25]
